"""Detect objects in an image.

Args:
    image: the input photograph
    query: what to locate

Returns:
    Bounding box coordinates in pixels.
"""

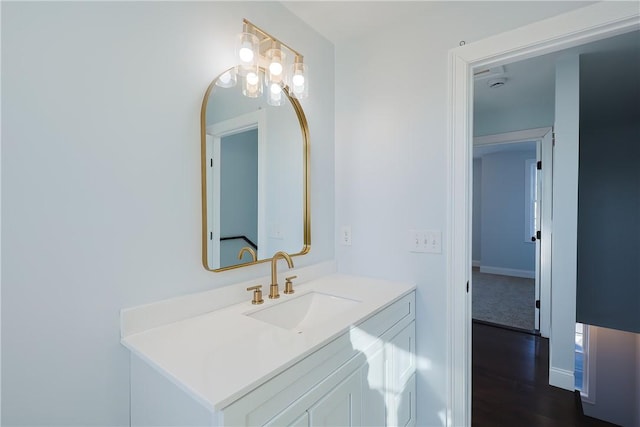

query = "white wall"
[549,54,580,390]
[474,105,554,137]
[1,2,334,425]
[334,3,594,424]
[582,327,640,427]
[479,149,536,274]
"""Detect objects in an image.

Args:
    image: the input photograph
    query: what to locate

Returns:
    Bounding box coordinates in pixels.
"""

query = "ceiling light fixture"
[230,19,308,103]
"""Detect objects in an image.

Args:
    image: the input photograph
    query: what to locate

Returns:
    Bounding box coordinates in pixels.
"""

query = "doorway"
[219,129,259,267]
[472,138,540,333]
[447,4,639,425]
[470,126,553,335]
[206,109,266,269]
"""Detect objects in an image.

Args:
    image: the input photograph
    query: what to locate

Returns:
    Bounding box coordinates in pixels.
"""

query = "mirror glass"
[201,67,310,271]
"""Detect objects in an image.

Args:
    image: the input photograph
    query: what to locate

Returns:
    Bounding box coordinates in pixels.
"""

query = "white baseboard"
[472,260,481,268]
[479,265,535,279]
[549,367,575,391]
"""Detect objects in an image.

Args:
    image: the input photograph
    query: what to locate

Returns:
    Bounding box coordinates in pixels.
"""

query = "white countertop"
[121,272,415,412]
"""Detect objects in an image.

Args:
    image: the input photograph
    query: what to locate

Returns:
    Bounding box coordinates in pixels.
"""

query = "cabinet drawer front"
[222,335,363,425]
[351,292,415,353]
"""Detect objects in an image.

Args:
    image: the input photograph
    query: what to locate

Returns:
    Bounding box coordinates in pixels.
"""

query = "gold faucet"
[246,285,264,305]
[269,251,294,299]
[237,246,257,262]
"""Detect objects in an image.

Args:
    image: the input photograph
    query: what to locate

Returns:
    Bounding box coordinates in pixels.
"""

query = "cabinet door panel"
[361,343,386,426]
[309,369,362,426]
[388,321,415,389]
[386,321,416,427]
[289,412,309,427]
[287,411,309,427]
[393,373,416,427]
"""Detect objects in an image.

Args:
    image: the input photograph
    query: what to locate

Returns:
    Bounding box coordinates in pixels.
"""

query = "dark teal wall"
[576,51,640,334]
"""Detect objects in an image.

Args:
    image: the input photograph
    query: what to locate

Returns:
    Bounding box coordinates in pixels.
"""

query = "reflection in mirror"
[201,67,310,271]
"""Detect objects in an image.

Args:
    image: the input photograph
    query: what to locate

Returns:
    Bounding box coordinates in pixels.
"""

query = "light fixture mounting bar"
[243,18,303,60]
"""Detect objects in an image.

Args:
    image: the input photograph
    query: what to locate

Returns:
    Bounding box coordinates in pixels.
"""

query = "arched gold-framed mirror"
[200,67,310,272]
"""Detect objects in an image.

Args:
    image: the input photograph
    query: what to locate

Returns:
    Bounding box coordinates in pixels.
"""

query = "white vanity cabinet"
[218,291,415,426]
[124,272,415,427]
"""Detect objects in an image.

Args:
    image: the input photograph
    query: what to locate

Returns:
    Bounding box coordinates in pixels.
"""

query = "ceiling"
[282,2,442,43]
[281,2,595,45]
[283,2,639,144]
[474,29,640,124]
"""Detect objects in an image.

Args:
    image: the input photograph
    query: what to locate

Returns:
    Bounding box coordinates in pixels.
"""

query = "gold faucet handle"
[246,285,264,305]
[284,275,297,295]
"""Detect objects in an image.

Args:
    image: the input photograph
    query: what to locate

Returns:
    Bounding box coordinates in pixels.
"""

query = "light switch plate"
[409,229,442,253]
[424,230,442,253]
[409,229,426,253]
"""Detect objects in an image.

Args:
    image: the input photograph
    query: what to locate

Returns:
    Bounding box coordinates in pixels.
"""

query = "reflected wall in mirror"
[201,67,310,271]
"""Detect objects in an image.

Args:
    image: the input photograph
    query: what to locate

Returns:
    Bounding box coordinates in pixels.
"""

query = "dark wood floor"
[472,322,618,427]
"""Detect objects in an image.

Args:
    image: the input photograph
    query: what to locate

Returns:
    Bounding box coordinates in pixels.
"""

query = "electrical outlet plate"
[340,225,352,246]
[269,223,283,240]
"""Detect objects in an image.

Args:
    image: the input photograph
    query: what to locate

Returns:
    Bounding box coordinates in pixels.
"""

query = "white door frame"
[206,110,267,269]
[446,3,639,426]
[473,127,552,337]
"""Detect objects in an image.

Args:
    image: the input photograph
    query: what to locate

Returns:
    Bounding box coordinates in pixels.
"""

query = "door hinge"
[210,158,213,167]
[552,132,556,146]
[466,281,469,293]
[536,230,541,240]
[535,300,540,309]
[537,161,542,170]
[209,231,213,240]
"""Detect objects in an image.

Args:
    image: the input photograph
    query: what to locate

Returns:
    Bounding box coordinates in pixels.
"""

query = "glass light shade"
[215,68,237,88]
[242,70,263,98]
[236,32,259,75]
[267,83,285,106]
[288,60,308,100]
[266,47,286,86]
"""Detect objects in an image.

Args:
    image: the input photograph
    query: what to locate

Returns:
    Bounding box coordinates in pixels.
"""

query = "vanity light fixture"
[265,41,285,86]
[215,68,237,88]
[236,22,259,75]
[267,82,285,106]
[231,19,309,102]
[243,69,263,98]
[288,56,308,99]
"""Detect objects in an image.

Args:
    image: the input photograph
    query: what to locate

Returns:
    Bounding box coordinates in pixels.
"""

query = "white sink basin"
[245,291,361,332]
